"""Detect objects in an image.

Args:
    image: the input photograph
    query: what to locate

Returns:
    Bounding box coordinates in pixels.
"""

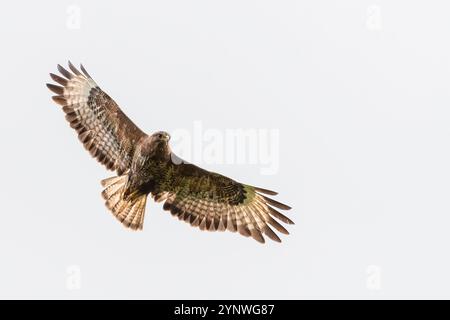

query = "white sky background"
[0,0,450,299]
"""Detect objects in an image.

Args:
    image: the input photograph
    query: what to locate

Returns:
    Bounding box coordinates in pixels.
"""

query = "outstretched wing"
[47,62,146,174]
[153,155,293,243]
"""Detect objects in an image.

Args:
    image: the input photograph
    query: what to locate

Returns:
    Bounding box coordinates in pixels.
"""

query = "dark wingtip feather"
[251,229,265,244]
[268,217,290,235]
[263,226,282,243]
[68,60,82,76]
[170,205,182,217]
[238,225,251,237]
[163,201,172,211]
[268,207,295,225]
[46,83,64,95]
[255,237,265,244]
[52,95,67,106]
[262,195,292,210]
[254,187,278,196]
[57,64,73,79]
[213,217,221,231]
[50,73,68,86]
[80,64,92,78]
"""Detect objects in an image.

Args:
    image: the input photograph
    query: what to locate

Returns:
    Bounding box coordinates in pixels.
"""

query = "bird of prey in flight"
[47,62,293,243]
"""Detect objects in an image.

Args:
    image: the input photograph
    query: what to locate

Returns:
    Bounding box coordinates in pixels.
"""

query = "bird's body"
[124,132,172,199]
[47,62,293,243]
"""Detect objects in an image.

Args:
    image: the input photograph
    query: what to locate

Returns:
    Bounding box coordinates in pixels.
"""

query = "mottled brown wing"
[153,156,293,244]
[47,62,146,174]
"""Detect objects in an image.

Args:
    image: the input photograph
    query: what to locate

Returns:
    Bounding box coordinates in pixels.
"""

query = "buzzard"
[47,62,293,243]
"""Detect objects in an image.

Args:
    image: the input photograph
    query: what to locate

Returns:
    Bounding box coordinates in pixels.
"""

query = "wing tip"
[254,187,278,196]
[261,195,292,211]
[68,60,83,76]
[57,63,73,79]
[250,229,266,244]
[263,226,282,243]
[51,95,67,106]
[46,83,64,95]
[80,63,92,78]
[49,73,68,86]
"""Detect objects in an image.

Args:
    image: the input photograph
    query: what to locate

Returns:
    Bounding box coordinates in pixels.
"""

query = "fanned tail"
[101,175,148,230]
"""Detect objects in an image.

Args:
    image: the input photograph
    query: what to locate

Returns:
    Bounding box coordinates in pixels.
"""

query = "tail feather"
[101,175,148,230]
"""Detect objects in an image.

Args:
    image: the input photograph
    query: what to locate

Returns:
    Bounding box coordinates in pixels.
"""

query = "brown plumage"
[47,62,294,243]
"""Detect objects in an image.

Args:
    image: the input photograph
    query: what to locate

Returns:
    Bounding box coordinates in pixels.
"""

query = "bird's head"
[151,131,171,143]
[146,131,171,159]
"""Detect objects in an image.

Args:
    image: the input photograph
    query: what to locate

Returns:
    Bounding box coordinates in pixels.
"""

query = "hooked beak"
[162,133,171,142]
